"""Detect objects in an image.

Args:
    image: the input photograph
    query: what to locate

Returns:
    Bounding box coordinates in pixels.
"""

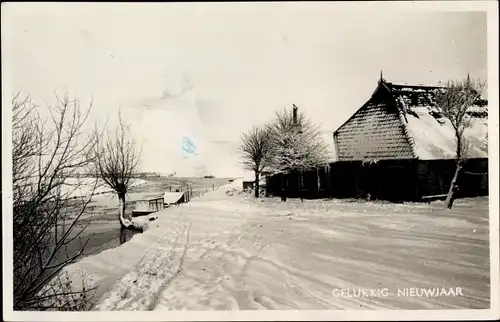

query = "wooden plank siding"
[416,158,488,199]
[265,158,488,202]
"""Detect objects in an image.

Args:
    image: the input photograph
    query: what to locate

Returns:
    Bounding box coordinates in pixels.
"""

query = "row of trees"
[239,105,330,199]
[12,93,141,310]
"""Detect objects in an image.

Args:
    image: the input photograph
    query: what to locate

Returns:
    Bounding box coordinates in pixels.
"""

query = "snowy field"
[63,180,490,310]
[60,177,148,199]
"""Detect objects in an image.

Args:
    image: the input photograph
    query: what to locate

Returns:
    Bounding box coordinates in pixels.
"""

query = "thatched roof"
[333,79,488,161]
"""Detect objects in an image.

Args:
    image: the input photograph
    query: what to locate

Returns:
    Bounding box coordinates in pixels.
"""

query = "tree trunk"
[118,192,128,229]
[327,165,332,196]
[280,173,287,202]
[254,171,260,198]
[445,162,462,209]
[317,166,320,191]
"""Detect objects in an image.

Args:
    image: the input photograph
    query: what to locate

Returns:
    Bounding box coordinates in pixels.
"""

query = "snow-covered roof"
[333,79,488,161]
[388,82,488,160]
[128,192,164,202]
[242,172,256,181]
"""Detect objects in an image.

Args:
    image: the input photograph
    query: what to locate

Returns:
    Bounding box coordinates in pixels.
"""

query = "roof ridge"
[389,82,446,89]
[393,96,418,158]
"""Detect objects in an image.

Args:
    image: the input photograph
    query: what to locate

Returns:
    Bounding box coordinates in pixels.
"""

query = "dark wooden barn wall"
[416,158,488,198]
[329,159,419,201]
[265,158,488,201]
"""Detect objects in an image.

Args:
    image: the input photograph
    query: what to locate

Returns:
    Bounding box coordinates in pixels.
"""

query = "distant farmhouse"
[266,75,488,201]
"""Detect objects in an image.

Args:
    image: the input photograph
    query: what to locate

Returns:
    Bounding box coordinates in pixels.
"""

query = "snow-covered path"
[152,195,489,310]
[65,180,489,310]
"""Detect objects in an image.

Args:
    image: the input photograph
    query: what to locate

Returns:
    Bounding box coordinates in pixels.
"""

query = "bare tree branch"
[238,125,274,197]
[12,91,98,310]
[92,110,141,228]
[435,76,487,209]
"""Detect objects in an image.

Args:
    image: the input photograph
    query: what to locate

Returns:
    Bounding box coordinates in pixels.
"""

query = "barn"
[266,76,488,201]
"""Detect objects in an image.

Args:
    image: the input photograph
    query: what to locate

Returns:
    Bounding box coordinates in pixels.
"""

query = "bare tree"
[239,125,273,198]
[93,111,141,229]
[12,92,98,310]
[435,75,487,209]
[267,105,329,200]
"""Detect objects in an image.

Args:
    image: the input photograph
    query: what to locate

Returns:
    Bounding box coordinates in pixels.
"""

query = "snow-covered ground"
[63,180,490,310]
[60,178,148,199]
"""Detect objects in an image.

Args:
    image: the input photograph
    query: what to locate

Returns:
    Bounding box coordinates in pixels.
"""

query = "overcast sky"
[6,3,488,176]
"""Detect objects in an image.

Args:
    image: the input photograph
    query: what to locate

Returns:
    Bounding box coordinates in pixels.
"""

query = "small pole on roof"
[380,69,384,82]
